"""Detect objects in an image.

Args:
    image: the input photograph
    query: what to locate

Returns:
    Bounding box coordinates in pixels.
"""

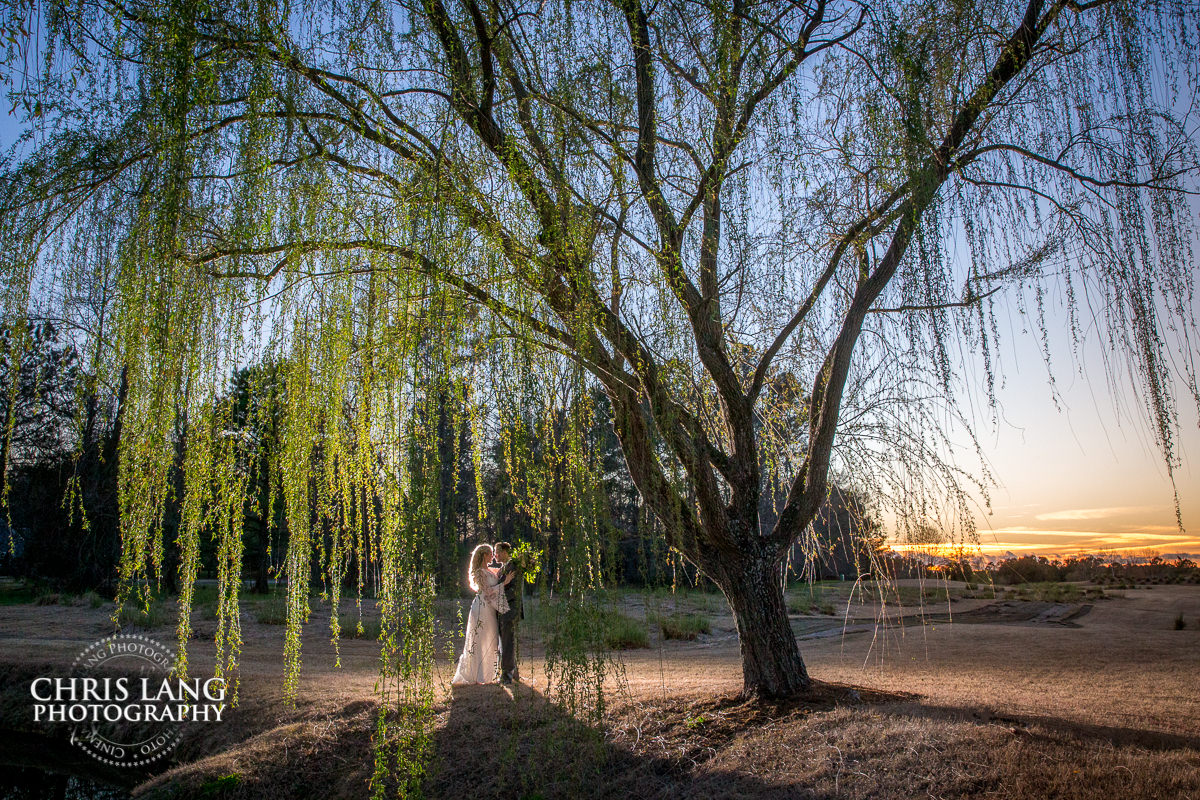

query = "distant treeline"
[879,552,1200,586]
[0,318,882,598]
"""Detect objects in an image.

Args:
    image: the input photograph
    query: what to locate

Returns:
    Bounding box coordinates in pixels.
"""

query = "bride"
[451,544,514,685]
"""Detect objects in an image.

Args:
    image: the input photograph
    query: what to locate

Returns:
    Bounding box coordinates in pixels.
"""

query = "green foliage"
[601,610,650,650]
[534,597,648,651]
[254,597,294,626]
[656,612,712,641]
[787,584,833,615]
[509,542,544,585]
[117,600,169,629]
[1008,583,1091,603]
[199,774,241,797]
[535,595,633,720]
[339,615,382,640]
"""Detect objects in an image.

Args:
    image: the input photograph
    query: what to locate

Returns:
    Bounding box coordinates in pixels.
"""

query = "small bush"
[194,601,220,621]
[82,591,105,609]
[787,584,827,615]
[185,585,226,621]
[200,773,241,797]
[890,584,958,605]
[1012,582,1084,603]
[117,602,169,629]
[532,597,650,650]
[339,616,382,640]
[34,592,61,606]
[657,612,712,640]
[601,610,649,649]
[254,597,294,625]
[786,596,812,615]
[0,580,38,605]
[191,585,221,606]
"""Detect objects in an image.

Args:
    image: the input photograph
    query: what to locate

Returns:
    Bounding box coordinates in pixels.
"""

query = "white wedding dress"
[451,567,509,685]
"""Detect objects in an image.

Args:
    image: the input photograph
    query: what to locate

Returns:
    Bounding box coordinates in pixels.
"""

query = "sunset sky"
[928,284,1200,559]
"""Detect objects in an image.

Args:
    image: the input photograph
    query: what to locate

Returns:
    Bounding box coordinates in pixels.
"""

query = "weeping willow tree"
[1,0,1197,706]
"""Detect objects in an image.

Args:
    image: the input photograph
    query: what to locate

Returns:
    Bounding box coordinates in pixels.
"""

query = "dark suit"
[490,558,523,682]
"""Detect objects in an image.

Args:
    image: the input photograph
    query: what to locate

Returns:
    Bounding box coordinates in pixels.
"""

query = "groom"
[490,542,522,684]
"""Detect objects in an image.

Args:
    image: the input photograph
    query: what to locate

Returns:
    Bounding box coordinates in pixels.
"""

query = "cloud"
[963,529,1200,555]
[1034,506,1149,522]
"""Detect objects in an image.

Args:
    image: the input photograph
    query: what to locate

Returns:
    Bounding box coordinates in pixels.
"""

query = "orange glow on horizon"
[887,532,1200,559]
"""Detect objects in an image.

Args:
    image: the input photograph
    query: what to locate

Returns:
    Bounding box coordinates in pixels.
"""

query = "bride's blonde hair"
[467,544,493,591]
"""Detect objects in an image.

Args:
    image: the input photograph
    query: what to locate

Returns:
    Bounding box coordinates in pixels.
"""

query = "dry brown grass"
[0,584,1197,798]
[136,691,379,800]
[118,682,1200,799]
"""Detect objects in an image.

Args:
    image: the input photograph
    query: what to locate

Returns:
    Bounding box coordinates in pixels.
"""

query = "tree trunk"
[714,553,811,699]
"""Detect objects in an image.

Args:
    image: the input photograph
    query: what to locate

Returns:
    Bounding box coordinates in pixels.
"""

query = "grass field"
[0,578,1197,798]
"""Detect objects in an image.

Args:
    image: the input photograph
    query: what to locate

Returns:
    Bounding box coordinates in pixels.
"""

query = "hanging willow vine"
[1,0,1199,788]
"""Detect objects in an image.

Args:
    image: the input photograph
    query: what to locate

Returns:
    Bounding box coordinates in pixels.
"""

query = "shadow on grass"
[425,682,833,800]
[878,700,1200,753]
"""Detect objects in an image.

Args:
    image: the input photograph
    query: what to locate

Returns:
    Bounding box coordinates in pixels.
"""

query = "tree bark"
[712,552,811,699]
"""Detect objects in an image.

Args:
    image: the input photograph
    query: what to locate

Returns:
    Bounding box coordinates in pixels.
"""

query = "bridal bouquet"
[508,542,543,584]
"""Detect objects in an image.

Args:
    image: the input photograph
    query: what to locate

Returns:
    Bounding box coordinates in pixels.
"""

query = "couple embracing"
[451,542,523,686]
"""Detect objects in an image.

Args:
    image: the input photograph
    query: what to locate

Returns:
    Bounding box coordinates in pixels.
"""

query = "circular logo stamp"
[69,633,182,767]
[70,634,183,768]
[35,634,186,768]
